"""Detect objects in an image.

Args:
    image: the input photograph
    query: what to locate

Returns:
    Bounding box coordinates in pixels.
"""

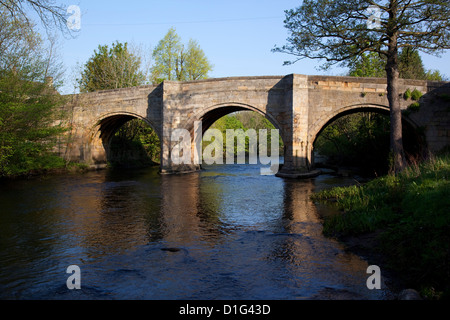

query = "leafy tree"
[424,69,445,81]
[274,0,450,173]
[151,27,213,83]
[349,48,445,80]
[398,47,426,80]
[78,41,159,167]
[349,52,387,78]
[0,12,67,177]
[0,70,67,177]
[150,28,182,82]
[184,39,213,81]
[78,41,146,92]
[327,46,444,174]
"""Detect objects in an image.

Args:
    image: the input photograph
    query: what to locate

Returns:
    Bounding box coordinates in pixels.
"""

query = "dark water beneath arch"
[0,163,392,300]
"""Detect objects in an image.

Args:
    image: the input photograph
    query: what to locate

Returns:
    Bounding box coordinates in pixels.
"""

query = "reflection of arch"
[185,102,285,143]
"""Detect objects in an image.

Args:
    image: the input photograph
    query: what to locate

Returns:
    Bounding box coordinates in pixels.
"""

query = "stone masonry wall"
[61,74,449,173]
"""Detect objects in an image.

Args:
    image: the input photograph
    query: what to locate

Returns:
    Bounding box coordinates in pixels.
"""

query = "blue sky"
[57,0,450,94]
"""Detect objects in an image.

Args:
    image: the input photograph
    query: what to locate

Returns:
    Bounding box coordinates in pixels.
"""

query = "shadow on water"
[0,164,393,300]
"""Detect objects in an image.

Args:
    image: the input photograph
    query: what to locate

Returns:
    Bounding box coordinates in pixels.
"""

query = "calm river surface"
[0,163,392,300]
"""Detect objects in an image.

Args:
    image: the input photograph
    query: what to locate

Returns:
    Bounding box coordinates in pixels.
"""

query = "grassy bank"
[0,156,91,180]
[312,154,450,299]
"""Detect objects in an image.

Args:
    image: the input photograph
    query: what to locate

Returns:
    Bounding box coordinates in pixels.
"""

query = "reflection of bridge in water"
[63,74,450,177]
[62,166,387,299]
[0,164,391,299]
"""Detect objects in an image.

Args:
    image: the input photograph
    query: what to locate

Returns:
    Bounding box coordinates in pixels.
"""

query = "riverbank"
[0,160,90,181]
[0,157,161,181]
[312,153,450,300]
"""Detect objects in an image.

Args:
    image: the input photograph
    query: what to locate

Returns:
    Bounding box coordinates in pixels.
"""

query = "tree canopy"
[78,41,146,92]
[274,0,450,172]
[151,27,213,83]
[349,48,445,80]
[0,11,67,177]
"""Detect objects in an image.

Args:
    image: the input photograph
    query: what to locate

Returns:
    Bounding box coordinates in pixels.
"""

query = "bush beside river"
[312,153,450,300]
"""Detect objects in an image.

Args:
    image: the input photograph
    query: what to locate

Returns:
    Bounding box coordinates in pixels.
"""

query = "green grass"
[312,154,450,298]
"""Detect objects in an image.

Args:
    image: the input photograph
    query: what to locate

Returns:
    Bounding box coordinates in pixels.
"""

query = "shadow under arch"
[88,111,161,166]
[310,104,427,172]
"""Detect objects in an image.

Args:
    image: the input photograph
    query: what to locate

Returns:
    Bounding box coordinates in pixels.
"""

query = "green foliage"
[399,48,444,81]
[349,49,446,81]
[151,28,213,83]
[275,1,450,71]
[424,69,445,81]
[348,52,386,78]
[403,88,412,100]
[0,70,67,177]
[184,39,213,81]
[399,48,426,80]
[314,113,391,176]
[408,102,421,112]
[78,41,146,92]
[205,111,284,161]
[109,119,160,168]
[0,11,68,178]
[275,0,450,173]
[411,88,423,101]
[150,28,182,82]
[313,154,450,295]
[78,41,160,167]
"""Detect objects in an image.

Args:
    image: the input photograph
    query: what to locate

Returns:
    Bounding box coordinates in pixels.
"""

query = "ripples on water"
[0,163,392,300]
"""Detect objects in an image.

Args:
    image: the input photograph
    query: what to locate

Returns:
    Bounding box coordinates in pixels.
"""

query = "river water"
[0,163,393,300]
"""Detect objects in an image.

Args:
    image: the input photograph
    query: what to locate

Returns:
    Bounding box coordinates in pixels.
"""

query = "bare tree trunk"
[386,24,406,173]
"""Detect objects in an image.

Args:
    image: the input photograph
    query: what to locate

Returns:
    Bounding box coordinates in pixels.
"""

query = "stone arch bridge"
[63,74,449,177]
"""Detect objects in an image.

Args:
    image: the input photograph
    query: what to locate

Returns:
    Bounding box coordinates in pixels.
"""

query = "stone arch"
[309,103,421,145]
[310,104,387,145]
[187,102,287,163]
[185,102,286,143]
[88,111,161,166]
[309,103,426,168]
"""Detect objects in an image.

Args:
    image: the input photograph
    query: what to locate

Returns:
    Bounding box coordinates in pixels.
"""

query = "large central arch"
[186,102,285,137]
[182,102,287,167]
